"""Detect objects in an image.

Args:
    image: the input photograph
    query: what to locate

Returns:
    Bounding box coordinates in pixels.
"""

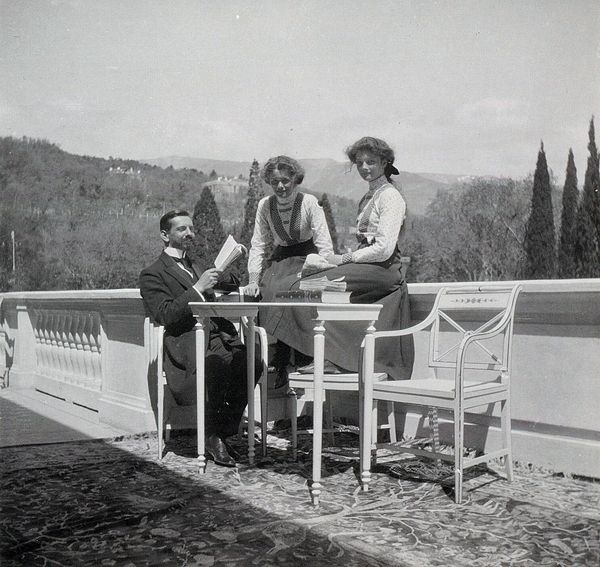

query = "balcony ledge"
[1,278,599,477]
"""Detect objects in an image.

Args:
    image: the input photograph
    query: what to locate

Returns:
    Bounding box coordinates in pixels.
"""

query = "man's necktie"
[173,256,197,281]
[173,256,192,269]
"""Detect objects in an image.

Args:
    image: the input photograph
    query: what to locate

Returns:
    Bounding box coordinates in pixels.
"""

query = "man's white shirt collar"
[164,246,186,260]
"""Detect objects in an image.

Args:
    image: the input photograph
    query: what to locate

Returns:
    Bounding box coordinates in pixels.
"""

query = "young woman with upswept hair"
[265,137,414,380]
[244,155,333,387]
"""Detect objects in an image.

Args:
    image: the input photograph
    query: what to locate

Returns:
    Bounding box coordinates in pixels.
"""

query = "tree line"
[524,117,600,279]
[1,119,598,292]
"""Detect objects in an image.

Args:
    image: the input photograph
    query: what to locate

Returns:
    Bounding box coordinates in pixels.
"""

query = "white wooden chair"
[287,371,396,460]
[359,284,522,503]
[153,295,270,460]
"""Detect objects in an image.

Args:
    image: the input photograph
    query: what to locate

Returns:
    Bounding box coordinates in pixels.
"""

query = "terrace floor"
[1,389,599,566]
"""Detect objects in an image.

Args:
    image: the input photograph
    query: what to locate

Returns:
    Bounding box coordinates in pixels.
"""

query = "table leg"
[246,316,256,465]
[310,320,325,506]
[195,319,207,474]
[360,324,376,491]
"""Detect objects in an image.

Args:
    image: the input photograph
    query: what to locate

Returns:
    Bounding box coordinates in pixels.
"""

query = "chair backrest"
[428,284,522,379]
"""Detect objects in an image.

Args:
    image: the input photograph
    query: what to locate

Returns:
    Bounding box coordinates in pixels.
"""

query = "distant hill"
[142,156,470,215]
[142,156,254,178]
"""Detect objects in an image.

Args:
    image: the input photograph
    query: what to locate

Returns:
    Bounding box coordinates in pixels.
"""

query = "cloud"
[456,98,531,129]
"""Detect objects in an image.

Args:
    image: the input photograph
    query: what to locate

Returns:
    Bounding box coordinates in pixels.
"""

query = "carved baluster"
[48,311,59,378]
[66,311,77,382]
[89,313,102,389]
[73,312,86,384]
[37,310,45,374]
[56,311,68,382]
[32,309,42,373]
[63,311,76,382]
[40,310,50,376]
[81,313,93,382]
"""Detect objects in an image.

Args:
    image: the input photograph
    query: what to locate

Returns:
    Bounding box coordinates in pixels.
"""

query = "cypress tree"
[573,117,600,277]
[573,206,600,277]
[237,159,261,283]
[557,149,579,278]
[239,159,260,250]
[256,171,266,200]
[523,142,556,279]
[320,193,340,253]
[190,186,226,271]
[584,117,600,244]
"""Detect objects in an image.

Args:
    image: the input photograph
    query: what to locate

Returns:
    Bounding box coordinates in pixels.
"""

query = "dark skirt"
[259,239,319,302]
[260,261,414,380]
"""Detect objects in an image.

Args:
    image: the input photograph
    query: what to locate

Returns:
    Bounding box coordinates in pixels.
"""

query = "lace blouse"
[247,192,333,283]
[350,177,406,264]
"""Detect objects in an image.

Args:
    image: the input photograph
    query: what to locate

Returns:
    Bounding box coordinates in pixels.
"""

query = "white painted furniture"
[153,307,270,461]
[189,302,383,504]
[283,303,384,505]
[360,284,522,503]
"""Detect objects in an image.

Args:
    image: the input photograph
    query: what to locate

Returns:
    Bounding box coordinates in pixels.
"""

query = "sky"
[1,0,599,179]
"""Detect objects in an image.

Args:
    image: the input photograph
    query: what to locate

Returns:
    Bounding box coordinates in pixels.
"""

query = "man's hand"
[194,268,221,294]
[243,282,260,297]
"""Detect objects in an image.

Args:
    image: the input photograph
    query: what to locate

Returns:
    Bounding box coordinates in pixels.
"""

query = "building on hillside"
[108,166,142,180]
[202,177,248,203]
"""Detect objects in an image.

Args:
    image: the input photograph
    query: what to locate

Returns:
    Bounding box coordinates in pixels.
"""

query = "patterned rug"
[1,430,598,566]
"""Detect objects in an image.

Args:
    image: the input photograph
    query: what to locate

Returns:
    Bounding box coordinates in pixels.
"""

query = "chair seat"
[373,377,508,400]
[288,371,388,392]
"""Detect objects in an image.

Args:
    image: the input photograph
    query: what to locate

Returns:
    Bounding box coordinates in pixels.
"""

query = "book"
[274,290,352,303]
[299,275,347,292]
[214,235,247,272]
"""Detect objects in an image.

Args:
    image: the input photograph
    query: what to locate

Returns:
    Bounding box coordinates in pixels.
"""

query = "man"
[139,209,253,467]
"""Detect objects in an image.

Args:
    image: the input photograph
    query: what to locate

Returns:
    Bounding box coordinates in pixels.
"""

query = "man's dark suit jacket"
[138,251,241,405]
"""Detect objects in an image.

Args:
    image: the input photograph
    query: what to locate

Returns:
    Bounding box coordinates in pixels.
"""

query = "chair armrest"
[371,309,438,340]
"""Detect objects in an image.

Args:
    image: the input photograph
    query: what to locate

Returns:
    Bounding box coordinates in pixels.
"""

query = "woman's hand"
[243,282,261,297]
[326,254,344,266]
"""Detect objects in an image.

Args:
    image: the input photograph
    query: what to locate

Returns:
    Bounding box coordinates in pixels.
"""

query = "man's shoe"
[223,439,240,460]
[273,366,289,389]
[205,434,236,467]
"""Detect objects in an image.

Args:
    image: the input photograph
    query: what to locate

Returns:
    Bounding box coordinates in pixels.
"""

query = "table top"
[188,301,383,321]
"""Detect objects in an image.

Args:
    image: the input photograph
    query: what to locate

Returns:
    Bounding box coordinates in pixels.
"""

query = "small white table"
[189,301,383,504]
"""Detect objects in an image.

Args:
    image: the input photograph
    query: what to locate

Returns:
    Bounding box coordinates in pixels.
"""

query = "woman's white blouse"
[352,183,406,264]
[247,192,333,282]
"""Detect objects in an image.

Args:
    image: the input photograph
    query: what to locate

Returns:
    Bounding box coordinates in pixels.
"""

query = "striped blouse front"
[247,192,333,282]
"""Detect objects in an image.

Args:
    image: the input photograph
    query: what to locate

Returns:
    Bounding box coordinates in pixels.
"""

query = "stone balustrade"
[1,279,599,477]
[32,309,102,391]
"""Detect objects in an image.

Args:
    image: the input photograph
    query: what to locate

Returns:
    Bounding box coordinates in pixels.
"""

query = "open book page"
[214,235,247,272]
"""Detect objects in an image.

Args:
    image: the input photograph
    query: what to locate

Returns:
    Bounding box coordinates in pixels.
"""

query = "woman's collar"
[368,175,388,191]
[274,190,299,206]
